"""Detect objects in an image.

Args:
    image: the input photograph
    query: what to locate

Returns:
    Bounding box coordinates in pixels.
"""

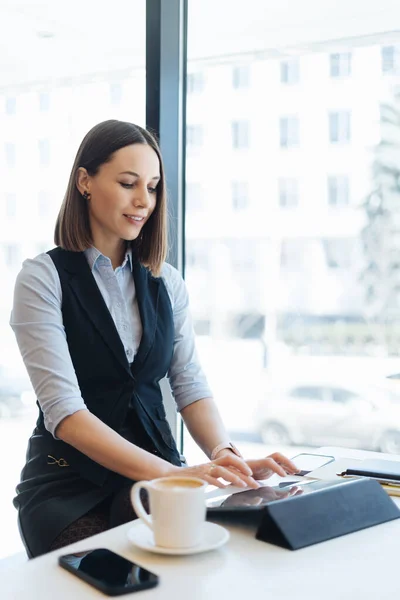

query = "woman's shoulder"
[159,262,187,307]
[15,251,61,295]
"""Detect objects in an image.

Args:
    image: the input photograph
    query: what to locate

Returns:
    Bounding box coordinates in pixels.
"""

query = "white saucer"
[127,521,230,555]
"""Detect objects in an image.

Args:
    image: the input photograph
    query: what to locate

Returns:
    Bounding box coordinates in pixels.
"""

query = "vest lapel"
[62,252,132,377]
[131,258,160,369]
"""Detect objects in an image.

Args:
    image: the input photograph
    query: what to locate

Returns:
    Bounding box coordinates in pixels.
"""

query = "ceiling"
[1,0,400,89]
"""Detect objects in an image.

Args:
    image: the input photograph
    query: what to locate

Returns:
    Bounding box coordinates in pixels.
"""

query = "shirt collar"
[84,246,133,272]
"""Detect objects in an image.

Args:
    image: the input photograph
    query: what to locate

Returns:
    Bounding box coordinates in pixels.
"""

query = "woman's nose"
[133,187,151,208]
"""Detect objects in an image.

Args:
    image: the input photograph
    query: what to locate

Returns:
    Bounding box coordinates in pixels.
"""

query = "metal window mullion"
[146,0,187,452]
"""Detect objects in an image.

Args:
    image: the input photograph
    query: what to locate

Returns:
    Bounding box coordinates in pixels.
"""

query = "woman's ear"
[76,167,90,196]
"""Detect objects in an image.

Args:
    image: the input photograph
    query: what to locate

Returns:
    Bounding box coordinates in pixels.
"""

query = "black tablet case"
[256,478,400,550]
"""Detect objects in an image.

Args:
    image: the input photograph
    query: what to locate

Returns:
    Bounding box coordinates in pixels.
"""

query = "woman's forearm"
[56,409,179,481]
[180,397,231,459]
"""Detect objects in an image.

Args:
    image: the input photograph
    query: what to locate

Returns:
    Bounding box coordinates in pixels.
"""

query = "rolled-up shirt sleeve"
[10,254,87,437]
[161,263,213,411]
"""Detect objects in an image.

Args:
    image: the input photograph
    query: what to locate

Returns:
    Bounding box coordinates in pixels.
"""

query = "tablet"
[206,479,345,513]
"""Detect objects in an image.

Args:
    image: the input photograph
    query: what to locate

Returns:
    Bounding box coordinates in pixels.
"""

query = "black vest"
[36,248,182,486]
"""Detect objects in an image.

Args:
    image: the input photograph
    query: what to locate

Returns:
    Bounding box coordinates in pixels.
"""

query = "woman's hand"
[168,454,261,489]
[246,453,299,481]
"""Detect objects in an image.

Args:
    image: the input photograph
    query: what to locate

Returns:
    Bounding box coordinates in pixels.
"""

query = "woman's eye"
[148,187,157,194]
[120,182,134,189]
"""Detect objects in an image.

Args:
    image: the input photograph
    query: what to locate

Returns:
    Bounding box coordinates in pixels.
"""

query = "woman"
[11,120,297,558]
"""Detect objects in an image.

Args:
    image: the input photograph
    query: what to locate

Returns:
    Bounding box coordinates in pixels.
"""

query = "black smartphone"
[59,548,159,596]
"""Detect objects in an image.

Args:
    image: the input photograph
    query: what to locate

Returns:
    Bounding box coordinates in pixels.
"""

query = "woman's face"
[82,143,160,250]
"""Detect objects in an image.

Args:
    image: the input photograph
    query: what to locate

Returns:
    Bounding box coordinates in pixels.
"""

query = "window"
[5,142,16,167]
[4,244,19,269]
[38,139,50,166]
[331,388,358,404]
[382,45,400,73]
[280,116,299,148]
[279,178,299,208]
[232,65,250,89]
[38,190,50,217]
[0,0,146,562]
[187,72,205,93]
[323,238,354,269]
[280,59,300,84]
[109,83,123,105]
[330,52,352,77]
[290,387,324,401]
[39,92,50,112]
[185,242,209,269]
[280,239,305,269]
[232,120,249,149]
[329,111,351,143]
[5,193,16,218]
[232,181,249,210]
[5,96,16,115]
[186,183,204,211]
[186,125,204,149]
[327,175,350,206]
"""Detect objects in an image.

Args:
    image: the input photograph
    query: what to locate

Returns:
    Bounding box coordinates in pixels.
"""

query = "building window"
[280,59,300,85]
[280,116,299,148]
[280,240,304,269]
[232,66,250,89]
[5,97,16,115]
[4,244,19,269]
[38,190,50,217]
[279,178,299,208]
[232,120,250,149]
[187,72,205,94]
[329,111,351,143]
[5,143,16,167]
[186,183,204,211]
[328,175,350,206]
[109,83,123,105]
[185,242,209,269]
[382,45,400,74]
[323,239,353,268]
[5,193,17,218]
[38,139,50,166]
[186,125,204,149]
[330,52,352,77]
[39,92,50,112]
[232,181,249,210]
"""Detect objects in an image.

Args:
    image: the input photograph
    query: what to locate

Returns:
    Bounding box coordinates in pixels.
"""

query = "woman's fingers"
[215,454,253,476]
[207,465,259,489]
[267,452,299,473]
[202,473,228,489]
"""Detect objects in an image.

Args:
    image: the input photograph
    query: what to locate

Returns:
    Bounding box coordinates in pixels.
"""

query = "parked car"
[256,379,400,454]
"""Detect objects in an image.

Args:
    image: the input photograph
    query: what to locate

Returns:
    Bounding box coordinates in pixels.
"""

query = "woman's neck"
[92,239,126,270]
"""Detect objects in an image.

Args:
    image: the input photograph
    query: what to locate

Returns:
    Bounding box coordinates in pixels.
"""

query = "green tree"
[361,90,400,325]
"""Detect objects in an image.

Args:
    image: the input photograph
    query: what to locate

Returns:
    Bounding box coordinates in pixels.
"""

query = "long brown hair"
[54,119,167,276]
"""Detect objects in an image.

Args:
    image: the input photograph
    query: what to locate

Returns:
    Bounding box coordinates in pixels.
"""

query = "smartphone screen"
[59,548,159,596]
[291,453,334,475]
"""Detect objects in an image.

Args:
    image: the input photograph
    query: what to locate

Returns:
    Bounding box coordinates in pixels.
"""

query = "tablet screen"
[206,479,344,512]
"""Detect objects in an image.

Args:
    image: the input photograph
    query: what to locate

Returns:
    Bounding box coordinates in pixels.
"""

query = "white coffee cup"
[131,476,207,548]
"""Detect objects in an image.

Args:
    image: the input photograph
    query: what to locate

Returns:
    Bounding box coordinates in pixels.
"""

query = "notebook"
[340,459,400,482]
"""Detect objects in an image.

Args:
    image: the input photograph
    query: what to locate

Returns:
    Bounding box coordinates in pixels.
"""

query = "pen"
[337,472,400,487]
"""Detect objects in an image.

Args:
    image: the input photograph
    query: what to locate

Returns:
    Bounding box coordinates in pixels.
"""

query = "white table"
[3,448,399,600]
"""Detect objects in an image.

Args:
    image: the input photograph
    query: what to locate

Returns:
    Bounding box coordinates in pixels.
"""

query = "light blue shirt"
[10,248,212,437]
